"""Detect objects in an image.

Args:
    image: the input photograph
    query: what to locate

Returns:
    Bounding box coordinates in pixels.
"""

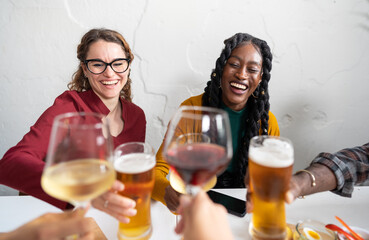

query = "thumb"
[112,180,124,192]
[177,195,192,215]
[175,195,192,235]
[285,190,294,204]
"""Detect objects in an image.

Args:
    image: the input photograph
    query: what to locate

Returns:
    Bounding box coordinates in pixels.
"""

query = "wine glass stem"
[186,185,201,196]
[66,202,89,240]
[72,201,90,214]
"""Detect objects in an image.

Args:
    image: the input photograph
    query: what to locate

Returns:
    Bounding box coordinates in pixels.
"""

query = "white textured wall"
[1,0,369,195]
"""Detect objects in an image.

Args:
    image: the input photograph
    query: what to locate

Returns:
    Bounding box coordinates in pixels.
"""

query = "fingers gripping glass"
[84,58,130,74]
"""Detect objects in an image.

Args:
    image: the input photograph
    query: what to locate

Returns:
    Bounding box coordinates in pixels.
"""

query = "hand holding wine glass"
[163,106,232,196]
[41,112,116,210]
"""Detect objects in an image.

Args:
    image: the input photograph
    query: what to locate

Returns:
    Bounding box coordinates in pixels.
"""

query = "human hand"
[285,175,304,204]
[164,185,181,212]
[246,187,253,213]
[91,180,137,223]
[175,191,233,240]
[1,209,94,240]
[246,172,302,210]
[244,170,253,213]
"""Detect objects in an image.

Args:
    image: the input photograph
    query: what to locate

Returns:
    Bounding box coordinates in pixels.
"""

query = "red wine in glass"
[166,142,228,194]
[163,106,233,196]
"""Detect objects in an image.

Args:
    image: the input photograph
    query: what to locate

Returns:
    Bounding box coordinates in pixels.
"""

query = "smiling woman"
[220,43,263,112]
[0,28,146,223]
[69,29,134,104]
[80,41,129,104]
[152,33,280,212]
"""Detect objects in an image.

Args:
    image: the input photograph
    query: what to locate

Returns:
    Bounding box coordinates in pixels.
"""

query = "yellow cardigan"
[151,93,280,205]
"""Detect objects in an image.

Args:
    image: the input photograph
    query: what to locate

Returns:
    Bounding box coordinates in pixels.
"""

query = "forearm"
[311,143,369,197]
[0,232,12,240]
[0,151,68,209]
[294,163,337,197]
[0,232,22,240]
[152,169,170,204]
[152,143,170,204]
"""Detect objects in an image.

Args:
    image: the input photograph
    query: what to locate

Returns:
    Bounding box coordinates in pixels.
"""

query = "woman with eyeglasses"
[0,28,145,223]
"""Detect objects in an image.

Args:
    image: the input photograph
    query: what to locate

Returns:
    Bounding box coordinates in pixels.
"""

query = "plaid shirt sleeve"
[311,142,369,197]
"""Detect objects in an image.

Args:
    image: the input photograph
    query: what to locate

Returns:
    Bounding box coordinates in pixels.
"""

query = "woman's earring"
[252,90,265,98]
[252,86,259,98]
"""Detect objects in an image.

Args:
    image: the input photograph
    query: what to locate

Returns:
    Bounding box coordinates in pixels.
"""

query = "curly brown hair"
[68,28,134,102]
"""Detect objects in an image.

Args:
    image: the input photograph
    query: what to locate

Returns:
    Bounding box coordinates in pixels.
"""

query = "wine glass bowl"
[169,172,217,194]
[176,133,210,145]
[41,112,116,208]
[170,132,216,193]
[163,106,232,195]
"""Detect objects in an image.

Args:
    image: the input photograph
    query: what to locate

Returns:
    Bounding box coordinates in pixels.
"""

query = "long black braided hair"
[202,33,273,187]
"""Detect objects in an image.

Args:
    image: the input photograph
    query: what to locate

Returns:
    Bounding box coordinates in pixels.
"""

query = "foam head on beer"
[249,138,294,168]
[114,153,155,173]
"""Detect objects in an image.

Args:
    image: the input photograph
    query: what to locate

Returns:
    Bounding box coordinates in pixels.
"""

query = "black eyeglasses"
[84,58,130,74]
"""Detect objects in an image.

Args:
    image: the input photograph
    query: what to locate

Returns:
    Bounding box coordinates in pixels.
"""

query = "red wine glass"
[163,106,232,195]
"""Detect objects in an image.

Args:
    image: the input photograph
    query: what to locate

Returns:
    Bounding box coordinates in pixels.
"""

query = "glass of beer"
[248,136,294,240]
[114,142,155,240]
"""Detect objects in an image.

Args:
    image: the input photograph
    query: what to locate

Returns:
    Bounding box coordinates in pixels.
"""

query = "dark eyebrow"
[85,58,129,63]
[228,55,241,61]
[248,61,262,67]
[228,55,262,67]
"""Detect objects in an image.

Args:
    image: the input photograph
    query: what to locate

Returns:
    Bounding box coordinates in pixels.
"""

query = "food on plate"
[337,227,369,240]
[303,227,322,240]
[294,220,336,240]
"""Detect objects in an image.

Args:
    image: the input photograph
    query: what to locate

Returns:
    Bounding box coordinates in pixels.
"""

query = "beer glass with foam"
[248,136,294,240]
[114,142,155,240]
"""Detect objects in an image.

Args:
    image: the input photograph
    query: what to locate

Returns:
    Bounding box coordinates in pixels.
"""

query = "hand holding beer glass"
[114,142,155,240]
[248,136,294,240]
[41,112,116,209]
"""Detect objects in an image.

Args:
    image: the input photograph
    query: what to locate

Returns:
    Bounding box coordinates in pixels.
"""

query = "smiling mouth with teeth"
[101,80,118,85]
[230,82,247,90]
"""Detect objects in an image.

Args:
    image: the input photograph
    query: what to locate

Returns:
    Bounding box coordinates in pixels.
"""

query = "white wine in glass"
[41,112,116,209]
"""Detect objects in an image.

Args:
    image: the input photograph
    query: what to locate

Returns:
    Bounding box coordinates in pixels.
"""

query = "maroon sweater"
[0,90,146,209]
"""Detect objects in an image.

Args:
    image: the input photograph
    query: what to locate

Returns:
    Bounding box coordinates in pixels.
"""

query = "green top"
[220,101,246,173]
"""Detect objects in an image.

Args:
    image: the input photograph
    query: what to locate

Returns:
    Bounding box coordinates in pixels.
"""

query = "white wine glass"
[163,106,233,196]
[41,112,116,209]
